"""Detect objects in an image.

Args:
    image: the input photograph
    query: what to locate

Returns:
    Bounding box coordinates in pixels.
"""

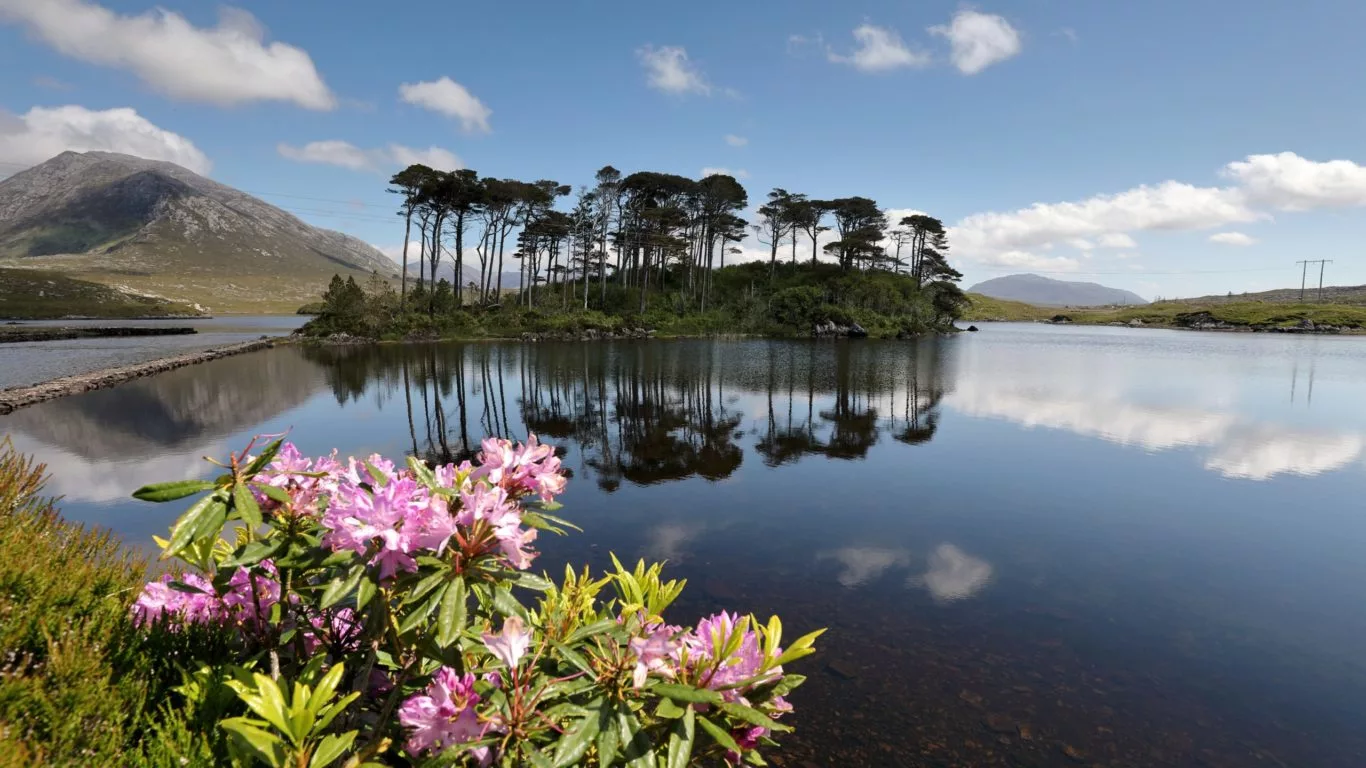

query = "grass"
[961,292,1059,322]
[0,268,203,319]
[1083,300,1366,329]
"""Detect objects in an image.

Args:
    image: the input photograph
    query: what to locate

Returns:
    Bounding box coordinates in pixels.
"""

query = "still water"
[4,324,1366,767]
[0,315,308,389]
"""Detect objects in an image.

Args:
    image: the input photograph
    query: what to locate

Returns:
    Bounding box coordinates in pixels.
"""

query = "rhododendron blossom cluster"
[128,435,819,767]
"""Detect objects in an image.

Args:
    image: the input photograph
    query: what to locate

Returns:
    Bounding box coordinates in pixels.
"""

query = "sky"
[2,0,1365,300]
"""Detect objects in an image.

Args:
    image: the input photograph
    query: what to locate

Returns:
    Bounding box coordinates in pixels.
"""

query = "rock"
[982,713,1015,734]
[825,659,859,680]
[1128,318,1144,326]
[966,325,979,332]
[1017,723,1034,741]
[1049,314,1073,324]
[1060,744,1087,763]
[847,322,868,338]
[958,689,983,707]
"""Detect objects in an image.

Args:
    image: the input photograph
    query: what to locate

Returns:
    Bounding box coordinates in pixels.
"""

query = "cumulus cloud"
[930,10,1023,75]
[828,24,930,72]
[724,134,748,147]
[700,166,748,179]
[1209,231,1257,246]
[0,0,334,109]
[0,105,210,176]
[277,140,461,173]
[1223,151,1366,210]
[637,45,711,95]
[918,544,993,601]
[398,76,492,133]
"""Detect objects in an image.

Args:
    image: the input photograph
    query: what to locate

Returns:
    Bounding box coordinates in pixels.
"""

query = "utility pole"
[1296,259,1332,302]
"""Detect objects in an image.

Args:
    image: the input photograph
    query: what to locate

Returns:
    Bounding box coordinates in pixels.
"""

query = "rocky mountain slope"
[0,151,398,313]
[968,273,1148,307]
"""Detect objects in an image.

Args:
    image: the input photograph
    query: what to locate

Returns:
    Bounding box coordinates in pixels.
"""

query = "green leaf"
[616,709,654,768]
[220,539,283,569]
[248,673,294,739]
[564,618,616,645]
[522,747,554,768]
[255,483,292,505]
[132,479,215,503]
[666,707,696,768]
[718,701,791,733]
[550,642,593,676]
[397,583,445,636]
[320,565,365,610]
[652,683,725,706]
[437,576,467,648]
[492,585,529,622]
[310,731,356,768]
[508,571,553,592]
[697,715,740,753]
[163,494,224,558]
[595,701,619,767]
[243,438,285,477]
[232,483,263,529]
[308,663,347,717]
[772,628,826,668]
[363,460,389,487]
[356,574,377,610]
[403,568,451,606]
[220,718,287,765]
[551,714,599,768]
[407,455,436,486]
[655,698,687,720]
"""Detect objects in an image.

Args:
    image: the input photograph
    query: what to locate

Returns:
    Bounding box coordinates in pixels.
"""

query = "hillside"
[404,260,522,293]
[0,151,399,314]
[961,292,1058,322]
[1179,284,1366,305]
[968,273,1147,307]
[0,267,201,319]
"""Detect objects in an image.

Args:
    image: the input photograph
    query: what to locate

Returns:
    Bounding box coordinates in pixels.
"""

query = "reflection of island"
[3,347,328,501]
[299,340,955,493]
[948,380,1364,480]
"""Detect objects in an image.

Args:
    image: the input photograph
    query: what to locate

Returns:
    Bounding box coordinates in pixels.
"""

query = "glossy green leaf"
[652,683,725,706]
[437,576,467,648]
[508,571,553,592]
[232,483,263,529]
[397,583,445,636]
[595,700,619,767]
[655,697,687,719]
[320,565,365,610]
[665,707,696,768]
[255,482,292,505]
[718,701,791,733]
[243,438,284,477]
[220,718,286,765]
[404,569,451,606]
[310,731,356,768]
[492,585,529,621]
[162,494,224,558]
[551,714,599,768]
[132,479,215,503]
[551,642,593,676]
[356,574,377,610]
[697,715,741,753]
[220,539,282,569]
[563,618,616,645]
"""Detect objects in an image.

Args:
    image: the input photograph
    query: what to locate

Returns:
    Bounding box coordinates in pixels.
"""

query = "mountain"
[967,274,1148,307]
[403,260,522,293]
[0,151,399,313]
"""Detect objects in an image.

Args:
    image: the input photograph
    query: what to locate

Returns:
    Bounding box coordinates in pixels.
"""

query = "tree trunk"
[454,212,465,308]
[496,219,508,299]
[400,206,412,307]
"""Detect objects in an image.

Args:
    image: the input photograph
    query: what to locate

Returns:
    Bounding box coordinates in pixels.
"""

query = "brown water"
[4,325,1366,766]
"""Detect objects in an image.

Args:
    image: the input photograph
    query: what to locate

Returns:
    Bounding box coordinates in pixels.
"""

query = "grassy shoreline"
[962,293,1366,333]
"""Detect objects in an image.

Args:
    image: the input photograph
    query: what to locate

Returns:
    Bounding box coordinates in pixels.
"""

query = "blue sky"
[2,0,1365,299]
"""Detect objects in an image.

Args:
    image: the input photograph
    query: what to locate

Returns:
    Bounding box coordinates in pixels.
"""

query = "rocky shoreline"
[0,338,275,414]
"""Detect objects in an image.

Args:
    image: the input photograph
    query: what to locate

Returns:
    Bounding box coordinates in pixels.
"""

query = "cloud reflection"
[817,546,911,587]
[949,382,1363,480]
[917,544,993,602]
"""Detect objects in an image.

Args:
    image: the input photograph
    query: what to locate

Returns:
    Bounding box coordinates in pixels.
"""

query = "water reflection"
[917,543,993,602]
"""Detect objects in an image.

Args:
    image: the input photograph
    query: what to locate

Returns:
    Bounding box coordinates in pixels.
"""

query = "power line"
[1296,259,1333,301]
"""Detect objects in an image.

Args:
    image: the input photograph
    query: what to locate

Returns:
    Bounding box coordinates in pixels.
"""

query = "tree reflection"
[304,339,951,492]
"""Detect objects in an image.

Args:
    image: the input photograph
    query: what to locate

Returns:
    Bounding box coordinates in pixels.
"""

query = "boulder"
[966,325,979,332]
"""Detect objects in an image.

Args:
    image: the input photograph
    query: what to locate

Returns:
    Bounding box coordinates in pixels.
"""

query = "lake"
[4,324,1366,766]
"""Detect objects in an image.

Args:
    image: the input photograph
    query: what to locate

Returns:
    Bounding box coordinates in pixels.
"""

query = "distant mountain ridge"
[404,260,522,292]
[0,151,398,312]
[968,273,1148,307]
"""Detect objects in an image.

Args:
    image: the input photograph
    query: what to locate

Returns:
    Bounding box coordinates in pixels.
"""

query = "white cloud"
[700,166,748,179]
[1098,233,1137,248]
[1067,238,1095,251]
[1223,151,1366,210]
[828,24,931,72]
[930,10,1023,75]
[0,105,210,176]
[918,544,993,601]
[1209,231,1257,246]
[637,45,711,95]
[398,76,492,133]
[724,134,748,147]
[0,0,334,109]
[1057,27,1079,43]
[278,140,461,173]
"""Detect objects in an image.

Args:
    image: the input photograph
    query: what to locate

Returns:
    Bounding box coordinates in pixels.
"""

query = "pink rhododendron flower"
[481,616,531,669]
[630,622,681,688]
[682,612,782,701]
[398,668,489,760]
[476,434,566,502]
[251,443,342,515]
[222,560,281,625]
[131,572,219,628]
